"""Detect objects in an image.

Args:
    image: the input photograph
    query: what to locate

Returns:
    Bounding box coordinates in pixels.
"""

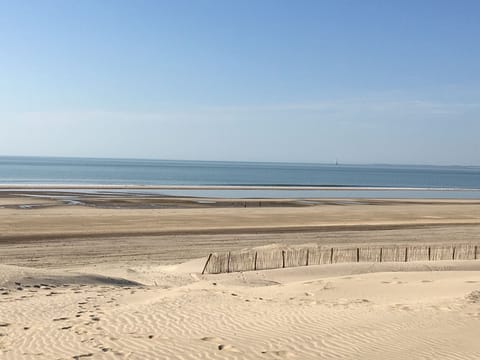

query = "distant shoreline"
[1,184,480,191]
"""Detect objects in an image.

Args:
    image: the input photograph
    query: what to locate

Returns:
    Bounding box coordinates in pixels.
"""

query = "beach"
[4,0,480,357]
[1,190,480,359]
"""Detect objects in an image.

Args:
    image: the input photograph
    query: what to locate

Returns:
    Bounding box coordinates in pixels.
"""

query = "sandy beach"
[4,0,480,357]
[1,191,480,359]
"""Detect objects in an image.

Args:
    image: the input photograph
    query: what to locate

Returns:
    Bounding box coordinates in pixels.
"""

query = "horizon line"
[0,154,479,168]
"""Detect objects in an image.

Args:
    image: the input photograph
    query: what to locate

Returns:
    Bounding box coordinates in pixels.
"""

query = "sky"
[1,0,479,165]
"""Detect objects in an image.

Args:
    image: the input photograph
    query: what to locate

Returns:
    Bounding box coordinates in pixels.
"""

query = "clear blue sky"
[1,0,479,165]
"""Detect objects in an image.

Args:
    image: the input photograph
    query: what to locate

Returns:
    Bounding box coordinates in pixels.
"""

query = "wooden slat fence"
[202,243,480,274]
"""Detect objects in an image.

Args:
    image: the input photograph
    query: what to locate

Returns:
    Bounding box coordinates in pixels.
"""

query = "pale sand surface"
[1,261,480,359]
[1,193,480,359]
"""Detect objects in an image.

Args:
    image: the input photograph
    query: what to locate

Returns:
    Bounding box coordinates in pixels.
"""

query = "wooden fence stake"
[202,253,212,275]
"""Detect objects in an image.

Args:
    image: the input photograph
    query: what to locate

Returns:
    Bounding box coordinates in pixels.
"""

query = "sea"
[1,156,480,199]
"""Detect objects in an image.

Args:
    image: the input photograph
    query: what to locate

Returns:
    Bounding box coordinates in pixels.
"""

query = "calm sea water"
[1,156,480,198]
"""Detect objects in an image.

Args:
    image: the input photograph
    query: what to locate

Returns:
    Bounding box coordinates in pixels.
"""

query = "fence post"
[227,252,231,273]
[379,248,383,263]
[405,247,408,262]
[202,253,212,275]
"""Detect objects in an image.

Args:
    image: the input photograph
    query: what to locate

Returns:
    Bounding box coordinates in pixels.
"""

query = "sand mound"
[0,265,141,289]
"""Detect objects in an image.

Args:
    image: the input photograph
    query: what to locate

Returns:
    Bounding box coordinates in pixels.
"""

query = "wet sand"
[1,192,480,268]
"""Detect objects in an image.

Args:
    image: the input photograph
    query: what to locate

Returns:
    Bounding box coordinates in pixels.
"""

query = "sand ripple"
[1,265,480,359]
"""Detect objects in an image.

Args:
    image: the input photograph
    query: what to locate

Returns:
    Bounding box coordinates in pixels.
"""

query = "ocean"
[1,156,480,199]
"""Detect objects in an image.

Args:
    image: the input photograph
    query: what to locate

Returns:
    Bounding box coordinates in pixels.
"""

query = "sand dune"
[1,261,480,359]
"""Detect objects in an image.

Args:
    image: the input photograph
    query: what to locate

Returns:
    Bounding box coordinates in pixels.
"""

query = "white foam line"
[1,184,480,191]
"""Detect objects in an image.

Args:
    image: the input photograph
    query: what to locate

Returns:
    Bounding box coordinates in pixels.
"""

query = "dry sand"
[1,192,480,359]
[1,261,480,359]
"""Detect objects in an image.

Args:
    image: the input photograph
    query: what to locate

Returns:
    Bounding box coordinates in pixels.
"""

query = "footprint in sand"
[72,353,93,359]
[323,282,334,290]
[201,337,240,352]
[466,290,480,303]
[261,350,295,358]
[218,344,240,353]
[53,317,69,322]
[394,304,413,311]
[201,336,223,342]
